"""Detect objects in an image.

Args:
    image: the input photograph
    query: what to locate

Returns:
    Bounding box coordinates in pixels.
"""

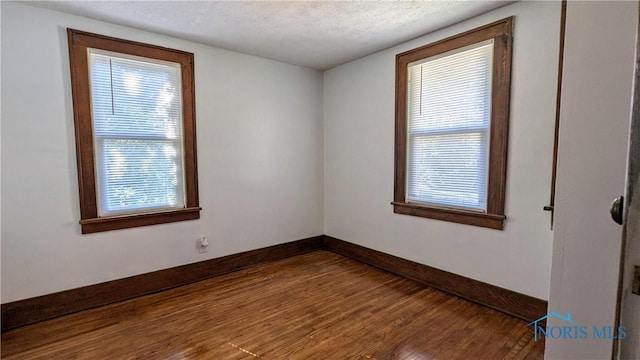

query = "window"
[392,18,513,230]
[68,29,200,234]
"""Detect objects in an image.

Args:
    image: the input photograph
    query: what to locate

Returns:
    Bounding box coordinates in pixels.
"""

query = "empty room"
[2,0,639,359]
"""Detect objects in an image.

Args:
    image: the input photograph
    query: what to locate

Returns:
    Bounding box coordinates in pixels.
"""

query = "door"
[616,8,640,356]
[545,2,638,359]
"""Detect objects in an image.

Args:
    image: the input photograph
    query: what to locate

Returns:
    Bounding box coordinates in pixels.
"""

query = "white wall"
[0,2,324,302]
[323,1,560,300]
[546,2,638,359]
[0,0,3,309]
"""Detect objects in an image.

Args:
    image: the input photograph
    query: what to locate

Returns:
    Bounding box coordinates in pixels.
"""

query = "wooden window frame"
[392,17,513,230]
[67,29,200,234]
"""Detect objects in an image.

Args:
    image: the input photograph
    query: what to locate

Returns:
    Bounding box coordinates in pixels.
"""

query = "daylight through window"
[406,41,493,211]
[68,29,200,233]
[393,18,513,230]
[90,51,186,216]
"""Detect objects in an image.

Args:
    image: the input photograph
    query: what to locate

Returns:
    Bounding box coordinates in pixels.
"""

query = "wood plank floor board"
[1,251,544,359]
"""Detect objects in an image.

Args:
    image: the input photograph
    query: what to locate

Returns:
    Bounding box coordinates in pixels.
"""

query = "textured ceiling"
[26,1,513,70]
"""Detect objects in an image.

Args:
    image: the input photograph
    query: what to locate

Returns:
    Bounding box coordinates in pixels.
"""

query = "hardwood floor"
[1,251,544,359]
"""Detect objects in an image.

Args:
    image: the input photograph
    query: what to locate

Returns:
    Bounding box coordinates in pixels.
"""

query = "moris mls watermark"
[528,312,627,342]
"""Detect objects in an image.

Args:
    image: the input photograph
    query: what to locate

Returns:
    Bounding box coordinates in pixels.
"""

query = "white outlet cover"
[197,237,208,253]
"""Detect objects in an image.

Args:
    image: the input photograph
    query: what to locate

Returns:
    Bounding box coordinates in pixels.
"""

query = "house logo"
[528,312,627,341]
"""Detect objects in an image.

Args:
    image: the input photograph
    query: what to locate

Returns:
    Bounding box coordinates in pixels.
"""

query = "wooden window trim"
[67,29,200,234]
[392,17,513,230]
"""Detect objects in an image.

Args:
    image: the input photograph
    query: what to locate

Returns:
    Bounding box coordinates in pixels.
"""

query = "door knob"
[610,196,624,225]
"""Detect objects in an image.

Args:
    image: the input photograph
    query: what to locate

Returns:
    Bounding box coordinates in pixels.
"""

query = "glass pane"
[407,42,493,133]
[407,132,488,211]
[96,139,185,215]
[90,52,183,139]
[89,50,186,216]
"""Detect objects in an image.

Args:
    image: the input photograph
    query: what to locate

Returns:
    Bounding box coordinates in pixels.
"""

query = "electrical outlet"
[197,237,208,253]
[632,265,640,295]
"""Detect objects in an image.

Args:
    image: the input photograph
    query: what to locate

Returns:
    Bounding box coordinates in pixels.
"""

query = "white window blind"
[406,40,493,212]
[89,49,186,216]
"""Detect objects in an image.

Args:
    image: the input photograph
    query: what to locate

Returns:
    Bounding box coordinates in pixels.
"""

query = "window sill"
[79,207,201,234]
[391,202,505,230]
